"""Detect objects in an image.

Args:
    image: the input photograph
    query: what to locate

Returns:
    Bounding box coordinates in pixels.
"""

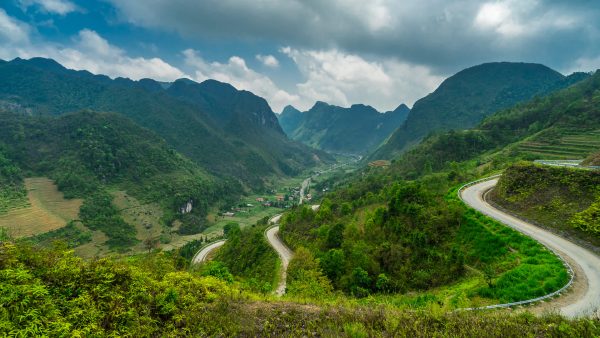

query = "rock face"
[180,200,193,214]
[166,79,284,134]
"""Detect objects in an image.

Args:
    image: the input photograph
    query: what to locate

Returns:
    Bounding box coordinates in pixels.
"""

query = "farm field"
[514,129,600,160]
[0,177,82,238]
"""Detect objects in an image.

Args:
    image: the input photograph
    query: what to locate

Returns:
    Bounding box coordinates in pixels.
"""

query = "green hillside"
[0,111,238,250]
[2,240,598,336]
[373,62,589,160]
[283,102,409,154]
[384,70,600,179]
[490,162,600,248]
[0,58,327,188]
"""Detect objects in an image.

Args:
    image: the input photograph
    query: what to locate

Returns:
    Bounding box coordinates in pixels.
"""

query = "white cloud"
[256,54,279,68]
[53,30,186,81]
[567,56,600,74]
[473,0,578,38]
[107,0,600,73]
[183,49,300,111]
[18,0,78,15]
[281,48,443,111]
[0,13,186,82]
[0,9,30,43]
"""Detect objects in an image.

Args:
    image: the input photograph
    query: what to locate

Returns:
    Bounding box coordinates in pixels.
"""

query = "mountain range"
[0,57,328,188]
[279,102,409,154]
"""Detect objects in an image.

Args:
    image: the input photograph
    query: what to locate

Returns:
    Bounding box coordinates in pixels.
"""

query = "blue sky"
[1,0,600,112]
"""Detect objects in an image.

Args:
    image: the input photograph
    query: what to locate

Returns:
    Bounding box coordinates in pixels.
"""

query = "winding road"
[191,239,226,265]
[267,214,293,296]
[461,178,600,318]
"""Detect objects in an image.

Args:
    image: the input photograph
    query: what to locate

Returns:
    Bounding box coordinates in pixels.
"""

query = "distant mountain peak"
[281,105,302,115]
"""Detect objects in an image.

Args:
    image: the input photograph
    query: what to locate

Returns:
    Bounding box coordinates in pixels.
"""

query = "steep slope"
[490,162,600,249]
[583,150,600,166]
[0,57,325,187]
[278,105,304,136]
[373,62,589,159]
[164,79,325,176]
[386,70,599,179]
[0,110,237,249]
[285,102,409,154]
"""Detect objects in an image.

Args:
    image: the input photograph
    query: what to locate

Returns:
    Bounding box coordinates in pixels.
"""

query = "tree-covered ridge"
[281,182,464,295]
[0,110,239,249]
[281,102,410,154]
[373,62,590,159]
[384,70,600,179]
[0,57,327,188]
[0,150,27,214]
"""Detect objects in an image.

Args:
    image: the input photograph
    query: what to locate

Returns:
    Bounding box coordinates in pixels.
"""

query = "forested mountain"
[0,110,237,247]
[280,102,409,154]
[373,62,590,159]
[0,57,327,188]
[384,70,600,179]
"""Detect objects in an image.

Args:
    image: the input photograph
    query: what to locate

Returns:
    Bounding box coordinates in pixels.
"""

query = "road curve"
[267,214,294,296]
[191,240,226,265]
[461,178,600,318]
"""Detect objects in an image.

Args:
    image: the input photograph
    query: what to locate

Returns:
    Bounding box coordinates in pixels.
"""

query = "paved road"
[191,240,226,265]
[461,178,600,318]
[266,218,293,296]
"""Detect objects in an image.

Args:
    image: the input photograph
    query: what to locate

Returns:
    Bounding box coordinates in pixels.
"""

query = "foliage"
[286,247,333,298]
[281,182,466,296]
[0,58,328,187]
[374,62,588,159]
[492,162,600,247]
[0,110,239,243]
[0,150,27,214]
[213,225,278,292]
[79,191,138,250]
[24,222,92,249]
[1,241,599,336]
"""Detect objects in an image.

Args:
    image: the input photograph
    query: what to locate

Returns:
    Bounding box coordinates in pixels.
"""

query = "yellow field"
[0,177,82,238]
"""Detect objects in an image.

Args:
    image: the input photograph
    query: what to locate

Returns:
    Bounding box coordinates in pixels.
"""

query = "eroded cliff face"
[180,199,193,214]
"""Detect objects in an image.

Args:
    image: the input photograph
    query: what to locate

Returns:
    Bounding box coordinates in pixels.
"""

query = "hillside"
[583,150,600,166]
[2,239,598,336]
[384,70,600,179]
[282,102,409,154]
[0,110,237,251]
[164,79,323,177]
[490,162,600,249]
[373,62,589,159]
[278,105,304,135]
[0,57,327,187]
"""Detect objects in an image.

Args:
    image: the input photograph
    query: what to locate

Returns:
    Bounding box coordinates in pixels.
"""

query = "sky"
[1,0,600,112]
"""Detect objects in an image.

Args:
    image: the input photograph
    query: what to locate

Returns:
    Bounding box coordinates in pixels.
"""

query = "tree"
[320,249,345,282]
[223,222,241,238]
[326,223,345,249]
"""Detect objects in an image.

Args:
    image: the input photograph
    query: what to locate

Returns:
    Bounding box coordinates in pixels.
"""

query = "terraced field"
[0,177,82,238]
[515,129,600,159]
